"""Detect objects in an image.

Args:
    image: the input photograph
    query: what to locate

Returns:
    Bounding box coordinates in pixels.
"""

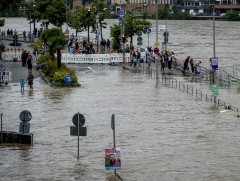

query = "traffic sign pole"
[77,112,80,159]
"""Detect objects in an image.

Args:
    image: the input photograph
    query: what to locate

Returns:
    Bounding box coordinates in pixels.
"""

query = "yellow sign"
[155,42,159,47]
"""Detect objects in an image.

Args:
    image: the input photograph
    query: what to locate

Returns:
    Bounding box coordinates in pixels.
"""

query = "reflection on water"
[1,67,240,180]
[0,18,240,180]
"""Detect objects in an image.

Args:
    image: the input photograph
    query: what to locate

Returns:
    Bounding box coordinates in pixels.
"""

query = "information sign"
[211,84,219,96]
[210,57,218,71]
[105,148,121,170]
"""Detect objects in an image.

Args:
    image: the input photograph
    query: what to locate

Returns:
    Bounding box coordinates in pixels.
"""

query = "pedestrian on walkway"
[33,48,39,63]
[21,50,27,67]
[26,72,34,91]
[0,51,2,61]
[20,79,26,92]
[27,54,33,73]
[183,56,190,72]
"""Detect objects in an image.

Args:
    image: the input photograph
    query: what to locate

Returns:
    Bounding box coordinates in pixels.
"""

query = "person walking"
[26,72,34,91]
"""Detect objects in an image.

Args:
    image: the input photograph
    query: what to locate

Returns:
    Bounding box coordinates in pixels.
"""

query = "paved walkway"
[0,39,39,83]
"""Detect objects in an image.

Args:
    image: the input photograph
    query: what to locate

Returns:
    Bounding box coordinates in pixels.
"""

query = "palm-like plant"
[41,28,67,68]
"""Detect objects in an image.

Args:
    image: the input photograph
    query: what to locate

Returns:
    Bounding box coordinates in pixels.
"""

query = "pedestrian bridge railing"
[61,53,131,64]
[137,64,239,112]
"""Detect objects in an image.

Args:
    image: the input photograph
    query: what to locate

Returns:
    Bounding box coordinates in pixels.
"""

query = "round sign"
[154,47,159,54]
[64,75,73,84]
[72,113,85,127]
[19,110,32,123]
[136,30,142,36]
[154,42,159,47]
[146,28,151,34]
[137,36,143,42]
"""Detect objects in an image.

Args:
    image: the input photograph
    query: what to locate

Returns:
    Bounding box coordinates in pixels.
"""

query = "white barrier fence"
[2,48,26,61]
[61,53,131,64]
[0,71,12,84]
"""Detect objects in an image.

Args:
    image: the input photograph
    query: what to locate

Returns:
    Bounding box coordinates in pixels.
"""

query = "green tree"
[123,11,151,47]
[40,28,67,68]
[110,23,121,51]
[91,0,109,39]
[33,0,67,27]
[68,7,96,40]
[224,10,240,21]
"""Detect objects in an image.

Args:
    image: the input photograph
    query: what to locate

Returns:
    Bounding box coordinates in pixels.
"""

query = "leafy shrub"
[37,53,52,64]
[53,68,80,86]
[0,44,5,52]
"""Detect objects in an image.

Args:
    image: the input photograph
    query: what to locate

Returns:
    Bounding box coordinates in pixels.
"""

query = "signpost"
[1,113,2,144]
[146,28,151,48]
[210,57,218,71]
[19,110,32,134]
[105,114,122,178]
[70,112,87,159]
[211,84,219,96]
[64,75,73,84]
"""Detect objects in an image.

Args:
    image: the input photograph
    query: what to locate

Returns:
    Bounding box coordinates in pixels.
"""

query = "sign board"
[118,17,123,22]
[137,36,143,42]
[136,30,142,36]
[72,113,85,127]
[154,42,159,47]
[64,75,73,84]
[154,47,159,54]
[211,84,219,96]
[118,10,124,16]
[159,25,166,30]
[19,110,32,123]
[19,122,30,133]
[210,57,218,71]
[105,148,121,170]
[70,126,87,136]
[111,114,115,130]
[237,79,240,88]
[137,42,143,46]
[146,28,151,34]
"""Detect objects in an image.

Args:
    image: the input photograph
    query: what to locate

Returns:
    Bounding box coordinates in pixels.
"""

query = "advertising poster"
[105,148,121,170]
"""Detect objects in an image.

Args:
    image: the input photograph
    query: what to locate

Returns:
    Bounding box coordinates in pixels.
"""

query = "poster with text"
[105,148,121,170]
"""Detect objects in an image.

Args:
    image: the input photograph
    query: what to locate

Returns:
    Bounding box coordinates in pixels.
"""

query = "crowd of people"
[20,49,37,92]
[127,45,202,75]
[67,33,111,54]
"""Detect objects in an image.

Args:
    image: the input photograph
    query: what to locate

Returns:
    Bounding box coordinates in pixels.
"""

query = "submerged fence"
[127,63,239,112]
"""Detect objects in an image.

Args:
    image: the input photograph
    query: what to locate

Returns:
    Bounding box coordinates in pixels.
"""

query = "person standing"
[32,48,39,63]
[20,79,26,92]
[27,54,33,73]
[21,50,27,67]
[183,56,190,72]
[189,57,194,73]
[26,72,34,91]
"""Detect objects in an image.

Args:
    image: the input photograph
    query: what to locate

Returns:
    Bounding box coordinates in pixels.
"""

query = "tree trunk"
[57,48,61,69]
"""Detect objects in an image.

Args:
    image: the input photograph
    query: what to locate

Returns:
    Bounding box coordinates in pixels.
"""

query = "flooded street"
[0,18,240,181]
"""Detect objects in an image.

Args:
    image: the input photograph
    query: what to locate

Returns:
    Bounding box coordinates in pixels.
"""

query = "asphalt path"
[1,39,39,83]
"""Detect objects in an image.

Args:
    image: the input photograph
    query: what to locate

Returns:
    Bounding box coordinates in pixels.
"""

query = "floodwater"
[0,18,240,181]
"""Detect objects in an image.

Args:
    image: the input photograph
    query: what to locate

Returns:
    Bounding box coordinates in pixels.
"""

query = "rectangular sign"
[210,57,218,70]
[105,148,121,170]
[158,25,166,30]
